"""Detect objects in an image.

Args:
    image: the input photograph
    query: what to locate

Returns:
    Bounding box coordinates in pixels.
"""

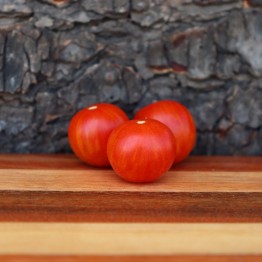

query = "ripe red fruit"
[107,119,176,183]
[68,103,128,167]
[134,100,196,163]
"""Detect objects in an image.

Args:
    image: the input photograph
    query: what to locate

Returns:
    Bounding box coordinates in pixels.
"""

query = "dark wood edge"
[1,191,262,222]
[0,154,261,171]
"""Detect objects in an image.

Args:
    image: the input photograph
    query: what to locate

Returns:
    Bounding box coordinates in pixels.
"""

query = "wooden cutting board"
[0,154,262,261]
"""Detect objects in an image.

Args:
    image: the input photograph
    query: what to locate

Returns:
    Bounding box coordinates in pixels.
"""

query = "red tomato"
[134,100,196,163]
[68,103,128,167]
[107,119,176,183]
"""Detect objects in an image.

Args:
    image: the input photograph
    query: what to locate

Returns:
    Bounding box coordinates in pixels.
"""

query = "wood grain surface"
[0,154,261,222]
[0,154,261,171]
[0,154,262,261]
[2,255,262,262]
[1,223,262,255]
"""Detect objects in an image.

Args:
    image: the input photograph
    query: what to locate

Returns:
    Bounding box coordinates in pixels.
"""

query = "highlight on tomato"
[134,100,196,163]
[107,119,177,183]
[68,103,129,167]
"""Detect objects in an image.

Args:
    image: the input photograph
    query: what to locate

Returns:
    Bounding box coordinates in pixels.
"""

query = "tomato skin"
[134,100,196,163]
[107,119,176,183]
[68,103,129,167]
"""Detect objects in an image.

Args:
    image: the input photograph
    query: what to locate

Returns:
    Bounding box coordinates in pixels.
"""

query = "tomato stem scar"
[88,105,98,110]
[137,120,146,125]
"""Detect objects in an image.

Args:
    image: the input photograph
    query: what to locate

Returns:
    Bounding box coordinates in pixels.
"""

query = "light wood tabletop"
[0,154,262,261]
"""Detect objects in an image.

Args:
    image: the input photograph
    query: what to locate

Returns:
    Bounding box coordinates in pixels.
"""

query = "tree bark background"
[0,0,261,155]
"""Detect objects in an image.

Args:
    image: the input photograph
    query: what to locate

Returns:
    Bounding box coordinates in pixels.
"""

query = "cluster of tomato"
[68,100,196,183]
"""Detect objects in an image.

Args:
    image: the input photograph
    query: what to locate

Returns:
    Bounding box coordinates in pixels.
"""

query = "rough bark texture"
[0,0,261,155]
